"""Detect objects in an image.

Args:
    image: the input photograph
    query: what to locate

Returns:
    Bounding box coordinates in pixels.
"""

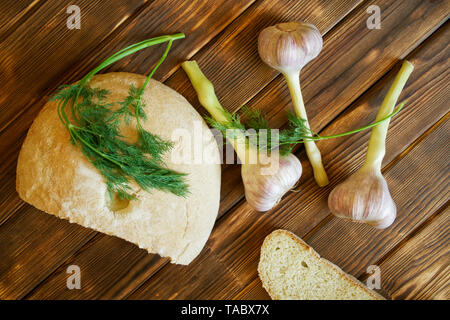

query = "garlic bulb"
[182,60,303,212]
[258,21,323,74]
[328,168,396,229]
[328,60,414,229]
[258,22,328,187]
[242,152,302,212]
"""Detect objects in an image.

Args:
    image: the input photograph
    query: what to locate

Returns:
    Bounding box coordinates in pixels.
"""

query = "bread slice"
[258,230,385,300]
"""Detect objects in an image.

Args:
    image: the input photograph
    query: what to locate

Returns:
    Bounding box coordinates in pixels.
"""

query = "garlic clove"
[328,168,397,229]
[242,152,302,212]
[258,21,323,75]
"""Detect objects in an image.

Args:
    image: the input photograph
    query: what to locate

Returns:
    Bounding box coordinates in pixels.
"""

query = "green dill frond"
[50,34,189,201]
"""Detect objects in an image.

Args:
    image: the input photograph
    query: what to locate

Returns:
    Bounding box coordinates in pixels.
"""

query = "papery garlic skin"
[328,168,396,229]
[258,22,323,74]
[242,152,302,212]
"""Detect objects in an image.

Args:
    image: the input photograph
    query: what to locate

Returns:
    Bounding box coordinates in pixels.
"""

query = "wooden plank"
[24,233,165,300]
[70,0,257,81]
[20,0,363,299]
[374,208,449,300]
[129,24,449,299]
[165,0,362,112]
[235,116,450,299]
[0,0,147,131]
[217,0,449,213]
[24,241,243,300]
[233,277,270,300]
[304,115,449,278]
[0,156,22,225]
[0,0,257,299]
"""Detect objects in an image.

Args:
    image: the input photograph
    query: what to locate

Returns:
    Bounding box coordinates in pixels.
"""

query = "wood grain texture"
[0,0,447,300]
[233,277,270,300]
[376,207,449,300]
[236,114,450,299]
[0,204,95,299]
[20,0,363,300]
[24,233,166,300]
[129,23,449,299]
[128,248,244,300]
[0,1,46,42]
[165,0,362,112]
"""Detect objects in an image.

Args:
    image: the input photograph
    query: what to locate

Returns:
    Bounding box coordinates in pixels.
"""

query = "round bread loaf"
[16,72,221,265]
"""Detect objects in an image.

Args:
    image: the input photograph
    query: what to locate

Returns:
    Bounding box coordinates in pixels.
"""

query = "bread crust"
[16,72,221,265]
[258,229,386,300]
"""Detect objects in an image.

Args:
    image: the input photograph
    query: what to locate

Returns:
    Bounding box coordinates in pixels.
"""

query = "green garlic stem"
[284,71,329,187]
[81,33,185,85]
[363,60,414,171]
[182,61,251,162]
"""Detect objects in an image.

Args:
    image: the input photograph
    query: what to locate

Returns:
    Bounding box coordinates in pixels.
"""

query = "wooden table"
[0,0,448,300]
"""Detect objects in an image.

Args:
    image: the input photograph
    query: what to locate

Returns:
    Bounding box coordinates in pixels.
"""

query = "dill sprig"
[51,33,189,200]
[207,103,405,156]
